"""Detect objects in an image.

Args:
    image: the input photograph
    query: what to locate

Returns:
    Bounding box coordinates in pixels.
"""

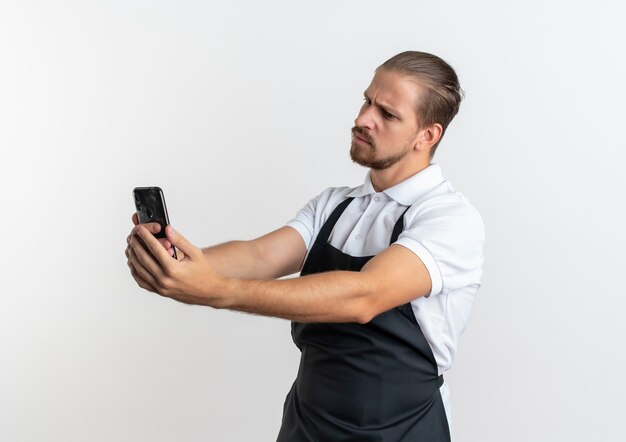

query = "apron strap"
[389,205,411,245]
[315,197,354,244]
[390,204,417,323]
[317,198,410,246]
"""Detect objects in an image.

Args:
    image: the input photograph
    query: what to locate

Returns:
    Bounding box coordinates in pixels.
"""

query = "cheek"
[389,126,413,143]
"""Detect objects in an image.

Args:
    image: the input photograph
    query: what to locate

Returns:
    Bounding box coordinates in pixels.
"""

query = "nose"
[354,105,375,130]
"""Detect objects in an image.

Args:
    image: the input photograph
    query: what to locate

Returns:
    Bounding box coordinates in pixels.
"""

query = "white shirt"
[286,162,486,427]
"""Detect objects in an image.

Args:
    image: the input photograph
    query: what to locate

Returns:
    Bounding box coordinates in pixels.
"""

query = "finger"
[127,243,161,288]
[129,234,169,250]
[158,238,171,249]
[129,260,158,292]
[131,213,161,234]
[140,222,162,234]
[165,225,200,260]
[160,245,175,257]
[128,223,161,244]
[133,225,176,271]
[129,230,168,280]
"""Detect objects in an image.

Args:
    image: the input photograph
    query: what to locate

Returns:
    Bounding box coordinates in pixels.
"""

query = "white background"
[1,1,625,441]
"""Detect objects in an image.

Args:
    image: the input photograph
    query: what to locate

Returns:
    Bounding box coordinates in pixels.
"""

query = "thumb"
[166,225,199,259]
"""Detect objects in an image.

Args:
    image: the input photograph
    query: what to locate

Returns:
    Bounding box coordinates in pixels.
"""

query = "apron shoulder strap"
[389,205,411,245]
[315,197,354,244]
[316,199,410,246]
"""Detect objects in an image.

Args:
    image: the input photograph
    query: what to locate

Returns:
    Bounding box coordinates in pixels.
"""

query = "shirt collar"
[346,162,445,206]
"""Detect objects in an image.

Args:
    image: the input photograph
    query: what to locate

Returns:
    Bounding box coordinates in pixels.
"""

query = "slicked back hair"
[377,51,464,158]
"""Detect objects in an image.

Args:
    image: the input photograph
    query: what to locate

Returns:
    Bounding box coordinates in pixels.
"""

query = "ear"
[416,123,443,152]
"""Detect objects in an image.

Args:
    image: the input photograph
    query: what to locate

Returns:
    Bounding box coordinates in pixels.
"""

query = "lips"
[353,131,372,145]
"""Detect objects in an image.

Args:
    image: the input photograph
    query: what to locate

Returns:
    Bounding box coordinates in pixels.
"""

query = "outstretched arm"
[126,224,432,323]
[129,212,307,280]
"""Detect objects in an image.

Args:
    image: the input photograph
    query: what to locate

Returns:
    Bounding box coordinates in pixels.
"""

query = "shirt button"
[355,234,362,240]
[373,196,380,202]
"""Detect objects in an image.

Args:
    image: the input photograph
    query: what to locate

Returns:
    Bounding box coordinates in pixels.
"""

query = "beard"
[350,126,412,170]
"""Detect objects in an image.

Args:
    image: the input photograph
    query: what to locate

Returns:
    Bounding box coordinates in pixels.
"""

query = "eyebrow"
[363,91,401,117]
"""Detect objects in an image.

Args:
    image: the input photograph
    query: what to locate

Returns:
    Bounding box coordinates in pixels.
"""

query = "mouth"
[353,131,372,146]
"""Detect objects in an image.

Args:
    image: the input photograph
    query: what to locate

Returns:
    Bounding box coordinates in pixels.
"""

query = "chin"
[350,143,369,166]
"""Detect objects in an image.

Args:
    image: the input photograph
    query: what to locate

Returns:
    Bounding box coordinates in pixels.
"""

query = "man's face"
[350,69,423,170]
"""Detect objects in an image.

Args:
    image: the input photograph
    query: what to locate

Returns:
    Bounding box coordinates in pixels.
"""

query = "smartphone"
[132,186,177,259]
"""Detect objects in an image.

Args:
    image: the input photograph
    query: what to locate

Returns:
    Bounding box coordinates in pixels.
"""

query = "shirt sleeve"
[285,193,319,251]
[286,186,353,251]
[394,200,485,297]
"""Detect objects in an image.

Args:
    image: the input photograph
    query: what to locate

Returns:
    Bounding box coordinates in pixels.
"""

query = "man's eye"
[363,98,371,106]
[382,109,395,120]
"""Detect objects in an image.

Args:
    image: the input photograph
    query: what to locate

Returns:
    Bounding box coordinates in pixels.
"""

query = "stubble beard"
[350,127,412,171]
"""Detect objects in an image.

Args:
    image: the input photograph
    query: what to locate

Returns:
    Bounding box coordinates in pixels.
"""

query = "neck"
[369,159,431,192]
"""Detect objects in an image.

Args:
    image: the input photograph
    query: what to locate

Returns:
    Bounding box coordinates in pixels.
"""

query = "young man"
[126,51,485,441]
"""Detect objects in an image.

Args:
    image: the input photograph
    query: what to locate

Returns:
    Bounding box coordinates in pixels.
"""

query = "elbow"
[352,275,380,324]
[356,312,374,324]
[358,269,389,324]
[353,298,378,324]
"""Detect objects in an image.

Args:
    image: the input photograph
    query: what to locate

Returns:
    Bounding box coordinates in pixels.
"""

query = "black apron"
[277,197,450,441]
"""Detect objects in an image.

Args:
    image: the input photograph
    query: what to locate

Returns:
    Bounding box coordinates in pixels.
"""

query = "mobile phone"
[132,186,177,259]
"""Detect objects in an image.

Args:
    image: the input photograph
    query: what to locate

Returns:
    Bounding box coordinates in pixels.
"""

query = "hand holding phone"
[132,186,177,259]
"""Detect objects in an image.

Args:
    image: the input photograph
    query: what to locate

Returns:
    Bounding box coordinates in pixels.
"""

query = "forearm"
[200,227,306,280]
[214,270,376,324]
[201,240,271,279]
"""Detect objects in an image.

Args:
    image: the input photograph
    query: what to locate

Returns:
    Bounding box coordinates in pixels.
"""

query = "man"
[125,51,485,441]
